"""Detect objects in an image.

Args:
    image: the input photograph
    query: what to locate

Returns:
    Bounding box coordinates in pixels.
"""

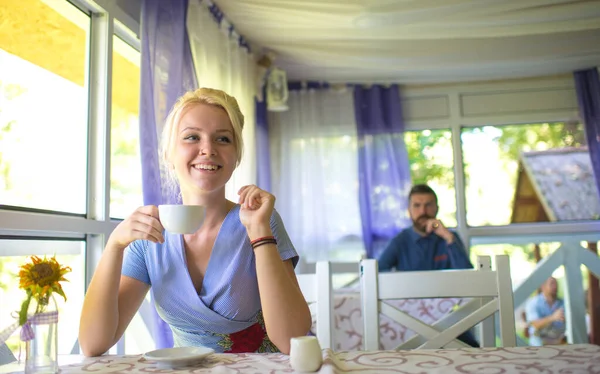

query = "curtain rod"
[201,0,250,51]
[287,81,394,91]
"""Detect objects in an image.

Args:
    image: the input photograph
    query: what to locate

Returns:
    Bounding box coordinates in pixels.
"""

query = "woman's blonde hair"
[160,88,245,187]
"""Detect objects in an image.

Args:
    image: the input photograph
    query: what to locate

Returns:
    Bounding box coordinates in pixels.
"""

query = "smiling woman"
[165,100,240,198]
[79,87,312,357]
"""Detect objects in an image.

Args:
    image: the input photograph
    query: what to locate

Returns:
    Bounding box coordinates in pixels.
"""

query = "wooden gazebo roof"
[511,147,600,223]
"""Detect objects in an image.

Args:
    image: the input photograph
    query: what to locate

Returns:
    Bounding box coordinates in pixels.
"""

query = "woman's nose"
[200,141,216,155]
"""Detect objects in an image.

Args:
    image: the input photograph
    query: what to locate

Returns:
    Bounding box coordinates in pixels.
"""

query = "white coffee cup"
[158,205,205,234]
[289,336,322,373]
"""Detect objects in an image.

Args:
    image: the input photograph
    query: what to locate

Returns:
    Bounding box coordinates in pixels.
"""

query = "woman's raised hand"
[106,205,165,252]
[238,185,275,233]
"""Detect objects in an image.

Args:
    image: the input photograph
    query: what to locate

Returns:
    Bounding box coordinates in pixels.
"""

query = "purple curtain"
[353,85,411,258]
[255,92,271,191]
[139,0,197,348]
[574,68,600,198]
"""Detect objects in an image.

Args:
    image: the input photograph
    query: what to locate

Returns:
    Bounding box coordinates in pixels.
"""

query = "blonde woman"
[79,88,311,356]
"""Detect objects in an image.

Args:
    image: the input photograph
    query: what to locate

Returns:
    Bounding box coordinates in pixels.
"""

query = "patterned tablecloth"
[2,344,599,373]
[329,291,463,350]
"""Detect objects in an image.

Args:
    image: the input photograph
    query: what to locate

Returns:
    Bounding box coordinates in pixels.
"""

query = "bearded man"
[378,184,473,272]
[377,184,478,347]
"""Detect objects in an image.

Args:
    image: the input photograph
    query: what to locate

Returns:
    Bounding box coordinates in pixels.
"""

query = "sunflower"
[18,255,71,324]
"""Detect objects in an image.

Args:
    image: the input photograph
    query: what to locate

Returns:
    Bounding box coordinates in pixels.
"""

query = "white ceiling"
[213,0,600,84]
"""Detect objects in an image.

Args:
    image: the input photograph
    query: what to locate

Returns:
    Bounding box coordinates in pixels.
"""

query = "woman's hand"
[238,185,275,236]
[106,205,164,252]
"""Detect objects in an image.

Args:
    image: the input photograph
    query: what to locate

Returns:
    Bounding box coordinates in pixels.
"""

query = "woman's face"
[171,103,237,195]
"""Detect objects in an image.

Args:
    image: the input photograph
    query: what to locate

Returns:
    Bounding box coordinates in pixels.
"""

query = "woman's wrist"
[105,239,127,254]
[246,224,273,241]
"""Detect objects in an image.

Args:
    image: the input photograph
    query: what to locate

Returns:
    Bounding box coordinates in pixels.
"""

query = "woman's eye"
[217,136,231,143]
[183,134,199,141]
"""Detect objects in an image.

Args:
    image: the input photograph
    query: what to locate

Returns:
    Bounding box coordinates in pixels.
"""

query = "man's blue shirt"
[526,293,565,346]
[377,227,473,272]
[376,226,478,347]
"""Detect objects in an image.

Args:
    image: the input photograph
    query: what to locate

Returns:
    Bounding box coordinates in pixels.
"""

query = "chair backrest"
[297,261,358,274]
[297,260,360,289]
[296,261,334,349]
[360,255,516,350]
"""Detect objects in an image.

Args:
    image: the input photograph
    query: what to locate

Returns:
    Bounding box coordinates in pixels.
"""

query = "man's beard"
[412,215,432,233]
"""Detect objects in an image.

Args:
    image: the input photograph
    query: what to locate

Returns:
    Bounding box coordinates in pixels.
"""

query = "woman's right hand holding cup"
[106,205,165,252]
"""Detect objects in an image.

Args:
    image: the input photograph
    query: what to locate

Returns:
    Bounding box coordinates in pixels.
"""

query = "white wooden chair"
[296,261,334,349]
[297,260,361,289]
[360,255,517,350]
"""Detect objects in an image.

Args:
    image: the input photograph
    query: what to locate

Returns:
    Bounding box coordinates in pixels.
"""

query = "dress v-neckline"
[181,204,240,297]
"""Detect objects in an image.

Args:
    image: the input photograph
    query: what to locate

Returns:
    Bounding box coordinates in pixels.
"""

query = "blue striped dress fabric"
[121,205,298,352]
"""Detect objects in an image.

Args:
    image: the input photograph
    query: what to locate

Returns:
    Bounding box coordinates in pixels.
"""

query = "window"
[461,122,591,227]
[110,35,142,219]
[0,0,151,356]
[405,129,456,227]
[0,240,85,357]
[0,0,89,214]
[288,136,364,262]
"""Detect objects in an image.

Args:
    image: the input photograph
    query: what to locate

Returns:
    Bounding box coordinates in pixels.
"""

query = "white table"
[2,344,598,373]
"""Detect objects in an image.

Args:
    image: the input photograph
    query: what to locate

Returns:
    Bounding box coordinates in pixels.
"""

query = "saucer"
[143,346,215,368]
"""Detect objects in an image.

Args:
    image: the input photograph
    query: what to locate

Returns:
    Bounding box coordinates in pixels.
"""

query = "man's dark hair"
[409,184,438,204]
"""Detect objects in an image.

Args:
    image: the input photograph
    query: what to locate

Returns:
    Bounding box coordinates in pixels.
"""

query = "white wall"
[400,74,579,131]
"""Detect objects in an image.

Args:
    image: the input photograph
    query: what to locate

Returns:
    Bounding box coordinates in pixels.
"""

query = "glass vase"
[24,295,58,374]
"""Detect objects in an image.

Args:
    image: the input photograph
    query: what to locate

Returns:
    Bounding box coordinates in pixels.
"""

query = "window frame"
[401,80,600,248]
[404,128,457,227]
[0,0,144,355]
[109,29,143,219]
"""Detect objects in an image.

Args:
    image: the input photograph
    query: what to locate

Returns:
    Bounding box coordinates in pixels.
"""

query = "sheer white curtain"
[186,0,257,200]
[269,88,364,263]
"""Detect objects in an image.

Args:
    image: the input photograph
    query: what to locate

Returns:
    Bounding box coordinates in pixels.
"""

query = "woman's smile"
[192,162,222,172]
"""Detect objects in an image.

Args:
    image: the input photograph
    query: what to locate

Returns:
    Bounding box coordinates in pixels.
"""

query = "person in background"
[79,88,311,356]
[526,277,566,346]
[378,184,472,272]
[377,184,478,347]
